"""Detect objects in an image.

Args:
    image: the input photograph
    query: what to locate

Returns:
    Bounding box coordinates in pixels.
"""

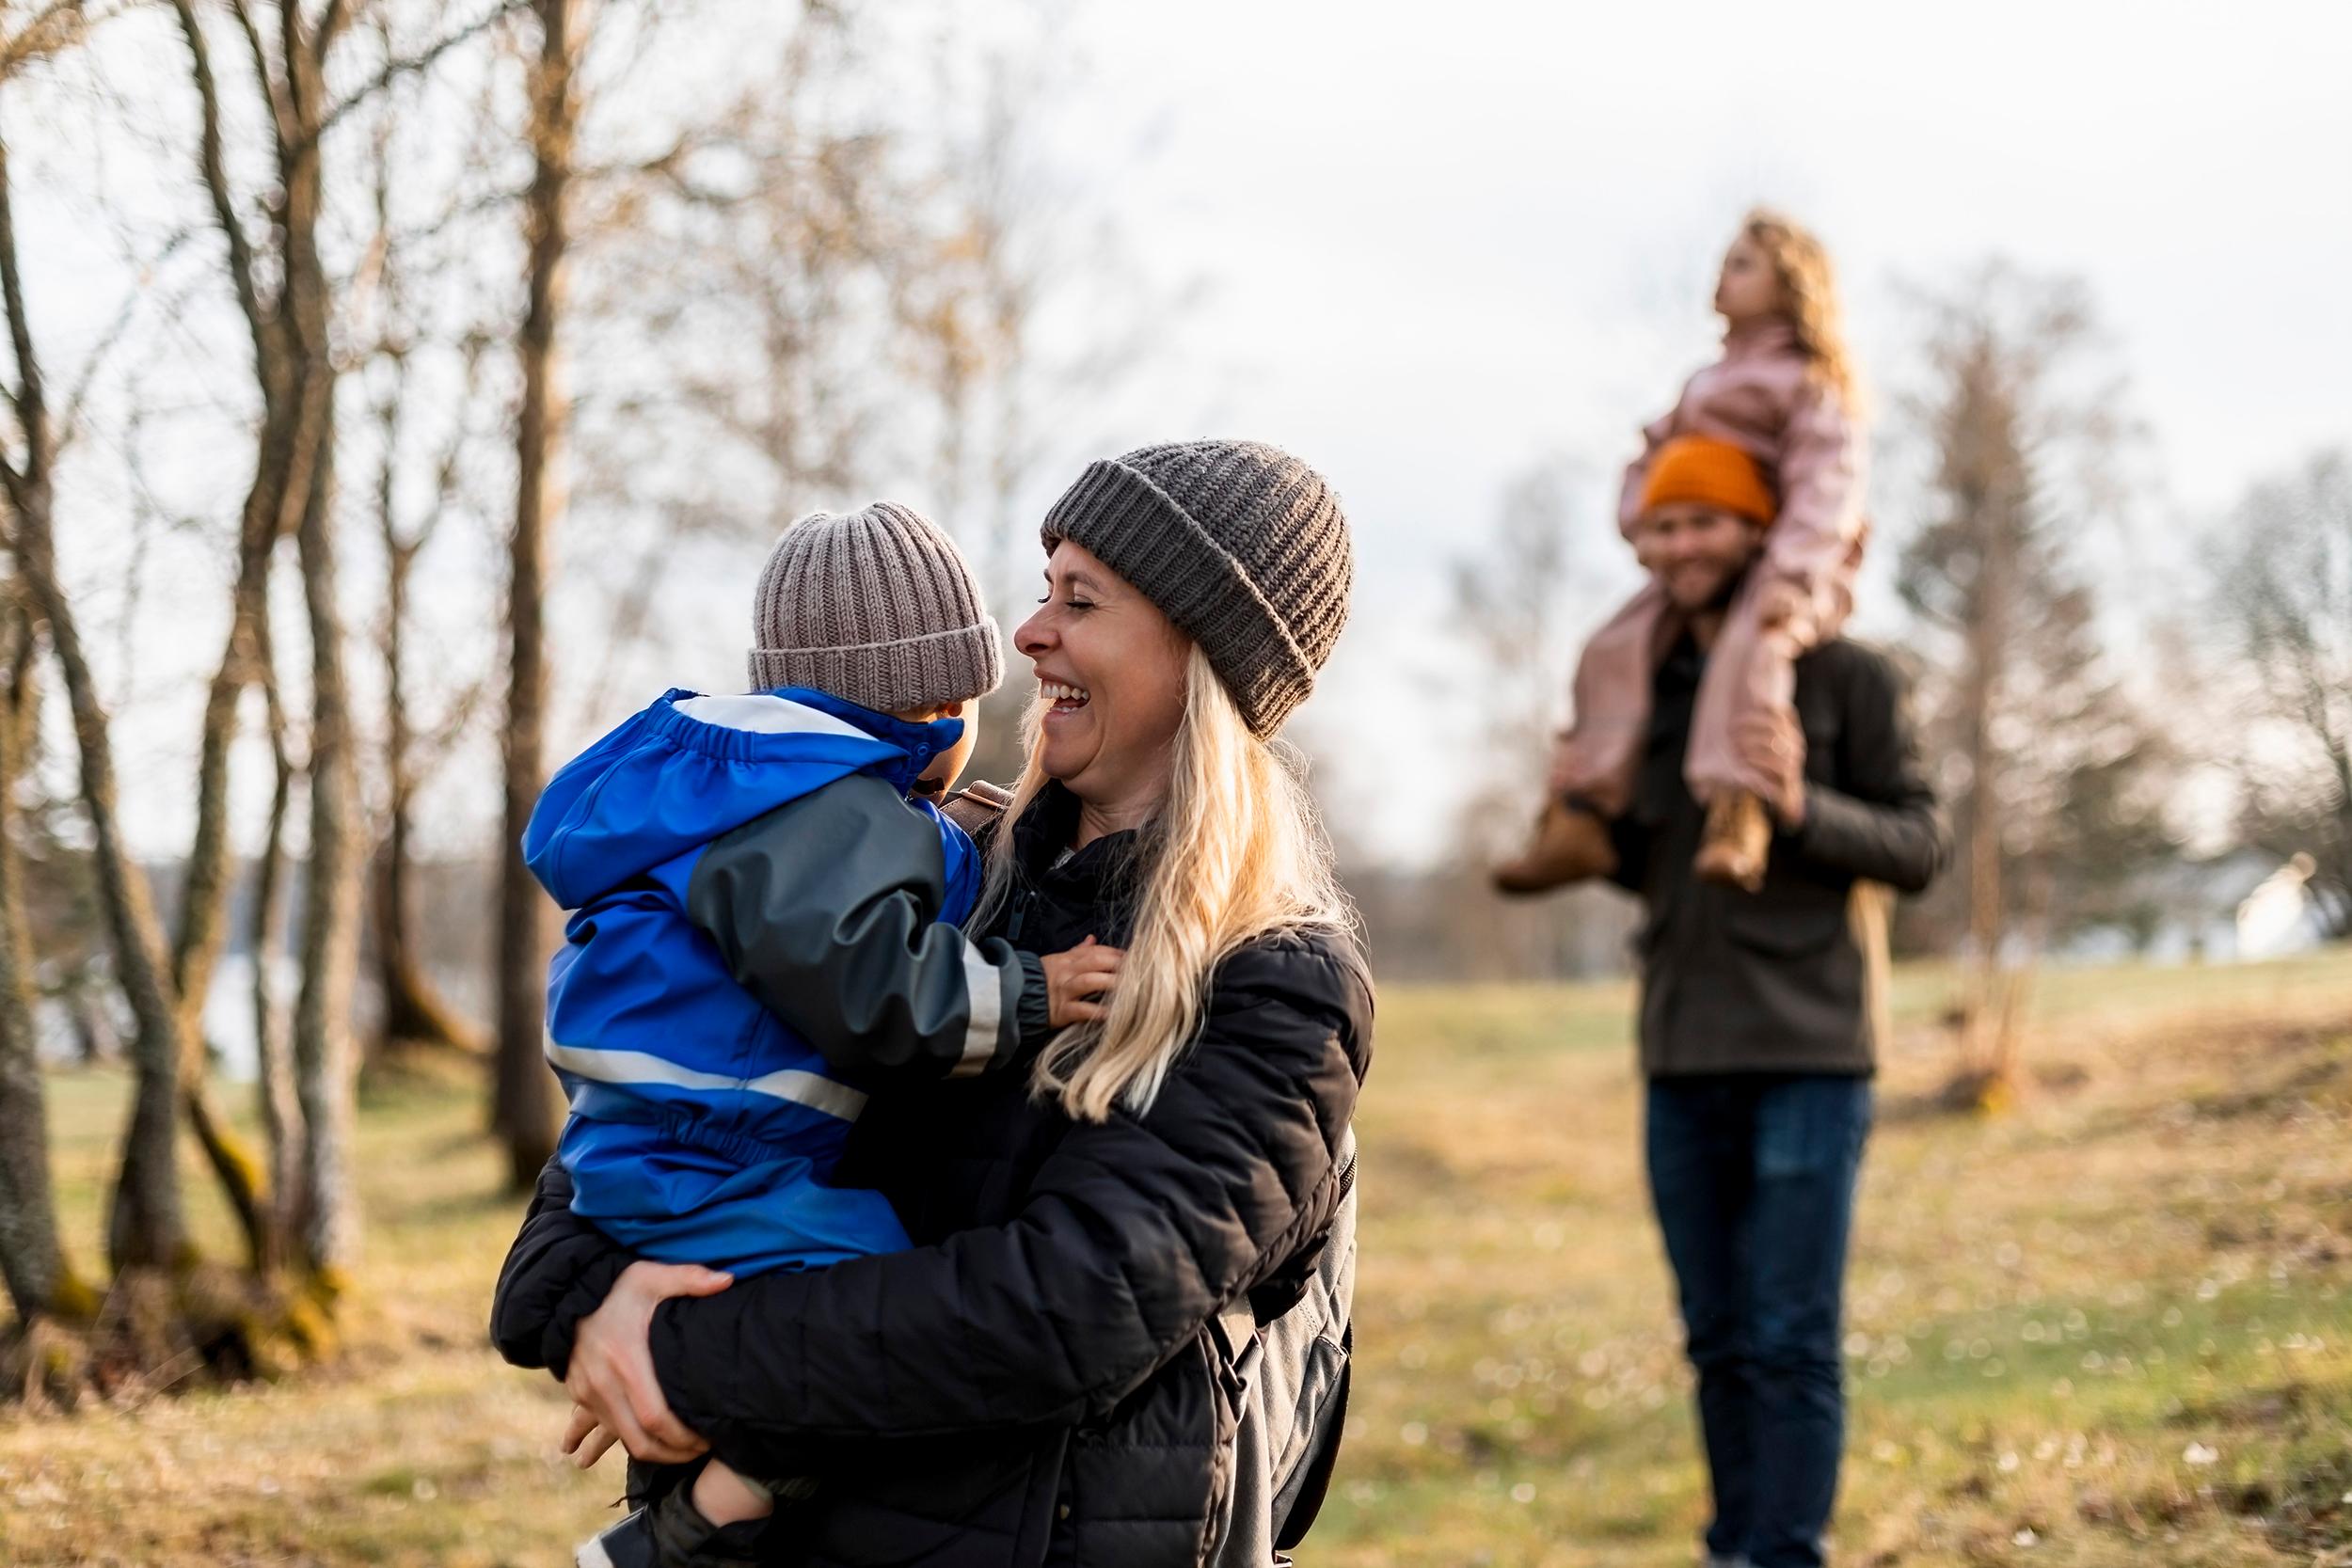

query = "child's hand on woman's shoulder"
[1041,935,1124,1027]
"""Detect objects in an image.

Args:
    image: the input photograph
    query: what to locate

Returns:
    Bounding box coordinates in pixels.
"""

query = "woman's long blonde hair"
[1742,207,1861,411]
[974,644,1355,1123]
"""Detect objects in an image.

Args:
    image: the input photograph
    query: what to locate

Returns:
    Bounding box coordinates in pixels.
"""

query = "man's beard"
[1705,558,1756,613]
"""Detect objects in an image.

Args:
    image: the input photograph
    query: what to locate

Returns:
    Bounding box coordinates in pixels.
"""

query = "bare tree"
[530,3,1165,774]
[2212,450,2352,935]
[0,574,92,1326]
[0,128,189,1274]
[358,99,488,1061]
[281,3,364,1290]
[23,0,511,1337]
[247,626,303,1268]
[164,0,376,1287]
[159,0,338,1273]
[1892,264,2169,1103]
[369,353,490,1057]
[0,4,103,1332]
[493,0,580,1189]
[1433,460,1637,980]
[899,61,1067,790]
[166,0,510,1286]
[552,6,905,723]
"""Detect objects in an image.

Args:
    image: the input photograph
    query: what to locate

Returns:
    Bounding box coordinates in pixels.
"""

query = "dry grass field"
[5,949,2350,1567]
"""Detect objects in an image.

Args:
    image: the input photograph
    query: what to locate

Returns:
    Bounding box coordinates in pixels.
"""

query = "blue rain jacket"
[524,687,993,1274]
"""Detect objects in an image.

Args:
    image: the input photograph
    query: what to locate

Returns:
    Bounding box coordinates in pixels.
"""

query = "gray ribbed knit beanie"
[1040,440,1352,736]
[748,501,1003,713]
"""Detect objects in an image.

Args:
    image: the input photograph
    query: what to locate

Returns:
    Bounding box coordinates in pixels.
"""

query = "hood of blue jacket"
[523,687,963,910]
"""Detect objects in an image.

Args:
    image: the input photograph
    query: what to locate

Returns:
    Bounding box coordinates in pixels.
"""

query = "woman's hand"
[559,1260,733,1467]
[1041,935,1124,1027]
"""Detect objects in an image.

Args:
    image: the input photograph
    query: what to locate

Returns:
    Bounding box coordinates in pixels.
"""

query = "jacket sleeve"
[635,935,1374,1477]
[686,772,1053,1086]
[1788,648,1950,894]
[489,1157,632,1378]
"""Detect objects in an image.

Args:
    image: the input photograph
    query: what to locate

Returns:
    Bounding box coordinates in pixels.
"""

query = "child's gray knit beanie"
[748,501,1003,713]
[1040,440,1353,737]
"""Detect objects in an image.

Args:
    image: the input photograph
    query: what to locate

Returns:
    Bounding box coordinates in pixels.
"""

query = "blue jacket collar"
[756,687,962,794]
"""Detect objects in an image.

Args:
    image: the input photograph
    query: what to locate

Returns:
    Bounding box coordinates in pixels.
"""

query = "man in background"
[1516,437,1949,1568]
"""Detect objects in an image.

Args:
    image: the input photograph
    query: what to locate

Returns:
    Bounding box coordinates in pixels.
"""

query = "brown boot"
[1493,798,1618,895]
[1694,790,1771,892]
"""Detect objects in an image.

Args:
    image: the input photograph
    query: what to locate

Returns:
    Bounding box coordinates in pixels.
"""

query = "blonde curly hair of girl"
[1741,207,1862,412]
[975,643,1355,1123]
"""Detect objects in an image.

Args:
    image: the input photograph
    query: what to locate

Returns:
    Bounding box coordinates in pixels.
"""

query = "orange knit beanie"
[1639,436,1776,526]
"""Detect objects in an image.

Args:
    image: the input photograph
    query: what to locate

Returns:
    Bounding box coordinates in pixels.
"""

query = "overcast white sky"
[39,0,2352,867]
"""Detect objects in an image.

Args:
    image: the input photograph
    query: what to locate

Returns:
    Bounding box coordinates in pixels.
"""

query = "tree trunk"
[278,12,361,1291]
[373,393,478,1059]
[175,561,268,1023]
[0,584,92,1324]
[21,515,188,1274]
[373,843,480,1053]
[1957,466,2010,1085]
[162,0,297,1044]
[248,622,300,1274]
[166,323,321,1275]
[290,441,360,1288]
[170,385,312,1025]
[1851,879,1895,1067]
[0,135,191,1275]
[1961,672,2003,1075]
[493,0,578,1191]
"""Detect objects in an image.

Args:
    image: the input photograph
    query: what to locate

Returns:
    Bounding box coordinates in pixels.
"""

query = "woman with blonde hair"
[1498,208,1869,895]
[494,440,1370,1568]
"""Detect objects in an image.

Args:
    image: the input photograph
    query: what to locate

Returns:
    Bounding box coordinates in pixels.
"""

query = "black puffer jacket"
[491,784,1375,1566]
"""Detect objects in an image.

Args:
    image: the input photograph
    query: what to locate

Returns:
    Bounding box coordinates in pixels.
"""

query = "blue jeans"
[1645,1074,1872,1568]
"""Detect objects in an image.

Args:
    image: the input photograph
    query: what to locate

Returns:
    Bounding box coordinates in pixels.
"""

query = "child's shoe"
[1693,791,1771,892]
[577,1508,660,1568]
[576,1481,771,1568]
[1493,797,1618,895]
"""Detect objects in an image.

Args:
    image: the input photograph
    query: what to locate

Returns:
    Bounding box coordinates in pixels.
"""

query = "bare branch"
[313,0,362,61]
[223,0,292,152]
[304,0,525,150]
[275,0,310,115]
[0,136,48,496]
[57,227,202,451]
[0,0,132,80]
[412,332,487,555]
[171,0,273,368]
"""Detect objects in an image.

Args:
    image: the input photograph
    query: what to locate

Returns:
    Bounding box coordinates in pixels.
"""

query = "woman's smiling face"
[1013,540,1191,811]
